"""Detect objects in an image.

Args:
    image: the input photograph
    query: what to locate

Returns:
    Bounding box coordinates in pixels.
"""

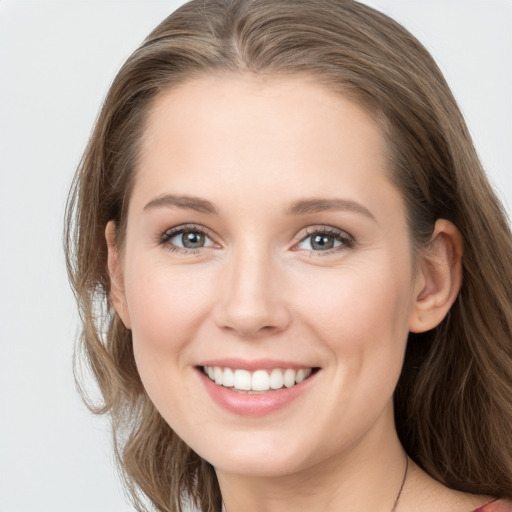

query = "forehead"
[132,74,400,220]
[140,74,386,163]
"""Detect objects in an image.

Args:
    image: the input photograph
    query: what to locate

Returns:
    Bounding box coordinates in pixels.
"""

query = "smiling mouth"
[201,366,318,393]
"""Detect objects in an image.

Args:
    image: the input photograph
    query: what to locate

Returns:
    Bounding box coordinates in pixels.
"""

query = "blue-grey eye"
[310,234,336,250]
[168,229,214,249]
[297,230,350,251]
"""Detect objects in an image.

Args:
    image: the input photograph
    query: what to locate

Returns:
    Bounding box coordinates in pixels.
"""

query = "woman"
[65,1,512,511]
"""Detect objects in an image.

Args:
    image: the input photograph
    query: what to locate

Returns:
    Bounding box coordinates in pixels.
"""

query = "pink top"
[472,499,512,512]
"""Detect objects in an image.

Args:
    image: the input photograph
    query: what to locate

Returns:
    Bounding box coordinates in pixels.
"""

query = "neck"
[216,425,407,512]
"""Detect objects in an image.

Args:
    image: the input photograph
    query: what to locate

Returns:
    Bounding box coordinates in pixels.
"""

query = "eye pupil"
[182,231,205,248]
[311,234,334,250]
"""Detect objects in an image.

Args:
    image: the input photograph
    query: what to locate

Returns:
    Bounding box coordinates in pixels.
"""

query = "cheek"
[123,261,218,407]
[288,264,413,439]
[123,262,220,430]
[294,263,414,351]
[125,262,212,347]
[289,256,415,426]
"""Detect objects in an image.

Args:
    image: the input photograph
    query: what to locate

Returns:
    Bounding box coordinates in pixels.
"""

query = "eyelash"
[158,224,355,256]
[294,226,355,257]
[159,224,215,255]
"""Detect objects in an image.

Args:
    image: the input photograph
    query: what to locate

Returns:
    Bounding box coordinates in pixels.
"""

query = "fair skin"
[106,75,486,512]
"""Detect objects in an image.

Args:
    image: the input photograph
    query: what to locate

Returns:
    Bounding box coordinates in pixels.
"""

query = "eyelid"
[292,225,356,255]
[158,223,219,252]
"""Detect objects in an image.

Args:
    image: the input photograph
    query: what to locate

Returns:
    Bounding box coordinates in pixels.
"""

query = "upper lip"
[197,358,317,371]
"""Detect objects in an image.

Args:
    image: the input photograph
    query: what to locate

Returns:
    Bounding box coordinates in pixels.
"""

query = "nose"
[214,243,292,338]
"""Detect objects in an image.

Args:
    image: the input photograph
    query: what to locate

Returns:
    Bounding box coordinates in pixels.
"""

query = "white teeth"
[269,368,284,389]
[296,368,312,384]
[223,367,234,387]
[234,369,252,391]
[283,368,296,388]
[214,366,223,385]
[203,366,314,391]
[252,370,270,391]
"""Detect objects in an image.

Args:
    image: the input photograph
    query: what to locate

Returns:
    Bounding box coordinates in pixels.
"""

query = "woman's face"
[112,75,424,477]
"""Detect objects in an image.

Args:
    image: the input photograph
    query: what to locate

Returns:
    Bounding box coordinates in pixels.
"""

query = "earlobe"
[105,221,131,329]
[409,219,463,333]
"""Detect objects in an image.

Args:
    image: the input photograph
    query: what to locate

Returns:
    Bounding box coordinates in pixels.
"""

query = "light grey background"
[1,1,510,511]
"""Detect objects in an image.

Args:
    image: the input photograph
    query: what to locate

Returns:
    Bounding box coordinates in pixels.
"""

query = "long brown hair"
[64,1,512,510]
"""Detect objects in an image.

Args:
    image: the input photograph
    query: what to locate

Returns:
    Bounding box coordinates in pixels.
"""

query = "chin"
[192,429,320,478]
[213,454,311,479]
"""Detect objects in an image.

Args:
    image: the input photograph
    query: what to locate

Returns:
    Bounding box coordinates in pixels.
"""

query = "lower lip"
[198,369,316,417]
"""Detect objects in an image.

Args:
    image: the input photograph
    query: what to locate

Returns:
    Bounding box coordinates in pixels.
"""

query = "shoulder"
[472,499,512,512]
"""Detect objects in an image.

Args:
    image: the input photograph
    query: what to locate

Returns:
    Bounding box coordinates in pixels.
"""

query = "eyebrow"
[143,194,219,214]
[143,193,375,221]
[285,197,376,221]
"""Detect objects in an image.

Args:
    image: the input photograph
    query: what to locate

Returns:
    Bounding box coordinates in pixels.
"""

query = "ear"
[409,219,463,333]
[105,221,131,329]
